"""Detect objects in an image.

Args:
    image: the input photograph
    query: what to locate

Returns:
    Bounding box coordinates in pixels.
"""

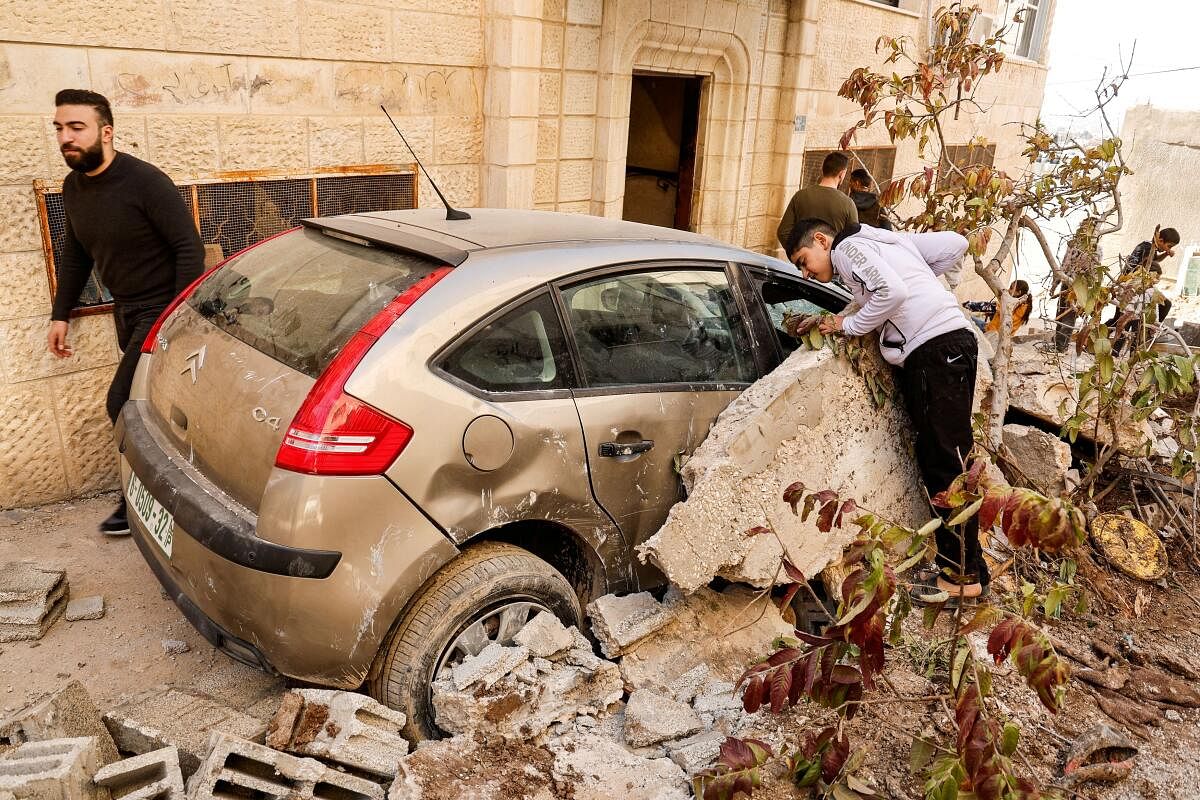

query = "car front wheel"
[367,541,583,741]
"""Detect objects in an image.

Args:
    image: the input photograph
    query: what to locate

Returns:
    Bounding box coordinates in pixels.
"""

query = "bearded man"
[48,89,204,535]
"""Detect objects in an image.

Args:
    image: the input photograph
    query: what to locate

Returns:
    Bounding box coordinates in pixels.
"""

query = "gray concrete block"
[586,593,674,658]
[102,689,267,778]
[64,598,104,623]
[265,690,407,778]
[666,730,724,775]
[91,748,182,800]
[0,682,120,766]
[0,738,99,800]
[187,732,382,800]
[0,582,67,626]
[622,690,703,747]
[450,644,528,690]
[513,612,573,659]
[0,565,64,605]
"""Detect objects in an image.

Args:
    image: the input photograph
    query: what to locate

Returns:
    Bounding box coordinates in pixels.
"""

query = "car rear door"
[735,264,851,370]
[556,263,758,583]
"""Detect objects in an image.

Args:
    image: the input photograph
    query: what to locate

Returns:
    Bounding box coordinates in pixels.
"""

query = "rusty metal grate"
[34,166,417,317]
[800,147,897,192]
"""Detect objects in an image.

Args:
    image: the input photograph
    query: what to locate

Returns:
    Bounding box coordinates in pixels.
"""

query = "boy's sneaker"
[99,499,130,536]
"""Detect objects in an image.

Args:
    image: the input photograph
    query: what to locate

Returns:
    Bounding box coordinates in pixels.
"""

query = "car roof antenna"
[381,105,470,221]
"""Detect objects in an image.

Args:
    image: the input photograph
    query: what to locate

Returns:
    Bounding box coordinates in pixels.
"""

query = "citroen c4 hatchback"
[116,208,849,739]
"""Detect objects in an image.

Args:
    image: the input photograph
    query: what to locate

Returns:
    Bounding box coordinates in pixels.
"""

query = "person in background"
[47,89,205,536]
[776,152,859,251]
[848,168,892,230]
[984,280,1032,335]
[786,217,987,604]
[1051,219,1099,353]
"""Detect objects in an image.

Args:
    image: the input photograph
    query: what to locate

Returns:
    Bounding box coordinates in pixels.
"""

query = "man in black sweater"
[48,89,204,535]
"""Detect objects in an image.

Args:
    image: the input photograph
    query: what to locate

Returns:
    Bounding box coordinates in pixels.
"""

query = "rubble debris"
[616,586,792,696]
[1006,342,1152,453]
[1164,710,1183,723]
[1091,687,1161,737]
[433,631,623,742]
[0,737,100,800]
[1001,423,1073,495]
[64,598,104,623]
[512,612,573,659]
[1128,667,1200,707]
[187,732,383,800]
[451,643,528,690]
[665,730,724,775]
[158,641,188,656]
[388,735,558,800]
[586,593,674,658]
[549,734,690,800]
[622,690,703,747]
[1060,724,1138,789]
[92,747,183,800]
[1157,652,1200,681]
[266,690,407,777]
[0,564,68,643]
[0,681,120,765]
[103,688,268,777]
[638,348,930,591]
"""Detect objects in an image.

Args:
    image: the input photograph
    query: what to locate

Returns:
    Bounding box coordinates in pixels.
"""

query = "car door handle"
[599,440,654,458]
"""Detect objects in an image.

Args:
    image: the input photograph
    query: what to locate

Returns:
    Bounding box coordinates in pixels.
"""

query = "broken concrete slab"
[188,732,383,800]
[64,598,104,623]
[434,643,623,742]
[639,348,930,591]
[622,690,703,747]
[0,682,120,766]
[0,565,64,605]
[451,643,529,690]
[0,566,68,644]
[0,738,100,800]
[265,690,407,777]
[549,734,690,800]
[616,586,792,697]
[92,747,183,800]
[586,592,675,659]
[666,730,725,775]
[1001,423,1073,496]
[389,735,558,800]
[102,688,268,777]
[513,612,573,659]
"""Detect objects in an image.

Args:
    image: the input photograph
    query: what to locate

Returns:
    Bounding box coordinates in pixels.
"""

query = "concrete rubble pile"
[637,347,931,592]
[0,564,68,643]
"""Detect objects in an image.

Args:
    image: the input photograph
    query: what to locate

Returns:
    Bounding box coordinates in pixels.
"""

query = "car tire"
[367,541,583,741]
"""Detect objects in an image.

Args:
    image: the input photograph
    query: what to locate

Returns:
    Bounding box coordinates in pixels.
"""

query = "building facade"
[0,0,1052,508]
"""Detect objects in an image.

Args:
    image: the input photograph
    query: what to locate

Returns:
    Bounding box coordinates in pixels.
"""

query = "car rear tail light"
[274,266,453,476]
[141,228,301,354]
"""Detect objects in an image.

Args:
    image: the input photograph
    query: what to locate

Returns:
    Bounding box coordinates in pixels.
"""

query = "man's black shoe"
[100,499,131,536]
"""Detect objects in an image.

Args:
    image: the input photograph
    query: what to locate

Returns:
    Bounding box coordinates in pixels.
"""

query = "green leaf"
[947,498,983,527]
[1001,723,1020,756]
[908,737,936,774]
[950,640,971,691]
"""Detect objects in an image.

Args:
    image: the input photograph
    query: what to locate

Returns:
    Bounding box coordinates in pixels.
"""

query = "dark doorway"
[622,73,703,231]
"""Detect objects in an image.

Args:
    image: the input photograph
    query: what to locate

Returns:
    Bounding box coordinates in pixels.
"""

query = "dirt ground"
[0,491,283,719]
[3,491,1200,798]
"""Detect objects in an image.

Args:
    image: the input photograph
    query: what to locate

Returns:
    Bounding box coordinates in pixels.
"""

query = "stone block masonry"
[265,690,407,778]
[91,748,183,800]
[186,732,383,800]
[0,738,100,800]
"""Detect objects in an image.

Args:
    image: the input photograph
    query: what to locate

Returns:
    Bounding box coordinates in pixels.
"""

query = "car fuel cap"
[462,415,515,471]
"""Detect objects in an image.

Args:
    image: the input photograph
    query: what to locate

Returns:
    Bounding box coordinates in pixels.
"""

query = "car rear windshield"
[189,229,442,378]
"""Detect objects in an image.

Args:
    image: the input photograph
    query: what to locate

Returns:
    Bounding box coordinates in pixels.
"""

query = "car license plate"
[127,473,174,558]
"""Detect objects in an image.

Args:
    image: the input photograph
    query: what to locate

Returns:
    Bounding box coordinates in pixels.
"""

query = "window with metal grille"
[799,147,897,193]
[34,166,417,317]
[869,0,901,6]
[938,143,998,190]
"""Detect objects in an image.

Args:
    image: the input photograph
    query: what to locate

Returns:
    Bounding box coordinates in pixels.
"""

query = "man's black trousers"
[896,328,988,585]
[107,304,166,424]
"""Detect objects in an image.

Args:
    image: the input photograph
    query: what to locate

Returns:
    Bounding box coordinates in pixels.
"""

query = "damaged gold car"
[116,208,849,739]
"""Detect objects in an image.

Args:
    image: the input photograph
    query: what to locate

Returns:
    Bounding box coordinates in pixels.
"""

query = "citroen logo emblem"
[181,345,207,384]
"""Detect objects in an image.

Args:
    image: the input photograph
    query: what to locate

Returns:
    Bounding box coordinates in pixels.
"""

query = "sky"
[1040,0,1200,136]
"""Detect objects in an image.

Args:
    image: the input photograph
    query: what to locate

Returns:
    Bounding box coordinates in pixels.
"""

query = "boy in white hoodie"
[786,218,985,602]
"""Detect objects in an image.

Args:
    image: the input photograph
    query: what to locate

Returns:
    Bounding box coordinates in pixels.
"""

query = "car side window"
[561,268,756,387]
[440,292,573,393]
[751,271,847,355]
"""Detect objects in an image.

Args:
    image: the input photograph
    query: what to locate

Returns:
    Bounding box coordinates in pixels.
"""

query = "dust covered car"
[116,208,848,738]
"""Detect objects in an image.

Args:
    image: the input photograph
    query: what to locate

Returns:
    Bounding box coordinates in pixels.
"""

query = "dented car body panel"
[118,208,849,689]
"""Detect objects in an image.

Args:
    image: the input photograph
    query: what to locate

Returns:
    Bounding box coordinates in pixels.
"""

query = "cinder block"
[91,747,182,800]
[187,733,383,800]
[64,598,104,623]
[265,690,407,777]
[102,690,267,778]
[0,682,120,766]
[0,737,99,800]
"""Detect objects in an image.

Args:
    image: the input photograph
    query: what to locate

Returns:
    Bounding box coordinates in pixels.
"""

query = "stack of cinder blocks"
[0,564,68,642]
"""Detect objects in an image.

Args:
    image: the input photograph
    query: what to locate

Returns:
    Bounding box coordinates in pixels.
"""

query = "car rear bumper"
[116,400,460,687]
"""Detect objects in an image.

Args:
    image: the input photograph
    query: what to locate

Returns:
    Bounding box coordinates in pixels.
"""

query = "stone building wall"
[0,0,1050,508]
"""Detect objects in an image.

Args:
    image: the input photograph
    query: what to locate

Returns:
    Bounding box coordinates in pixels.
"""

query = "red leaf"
[744,525,772,537]
[820,731,850,783]
[743,674,763,714]
[835,499,858,527]
[777,582,801,613]
[770,666,791,713]
[978,486,1007,531]
[782,481,806,512]
[816,500,839,532]
[783,558,807,584]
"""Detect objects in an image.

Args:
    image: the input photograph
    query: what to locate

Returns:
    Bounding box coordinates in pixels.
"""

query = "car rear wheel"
[367,541,583,741]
